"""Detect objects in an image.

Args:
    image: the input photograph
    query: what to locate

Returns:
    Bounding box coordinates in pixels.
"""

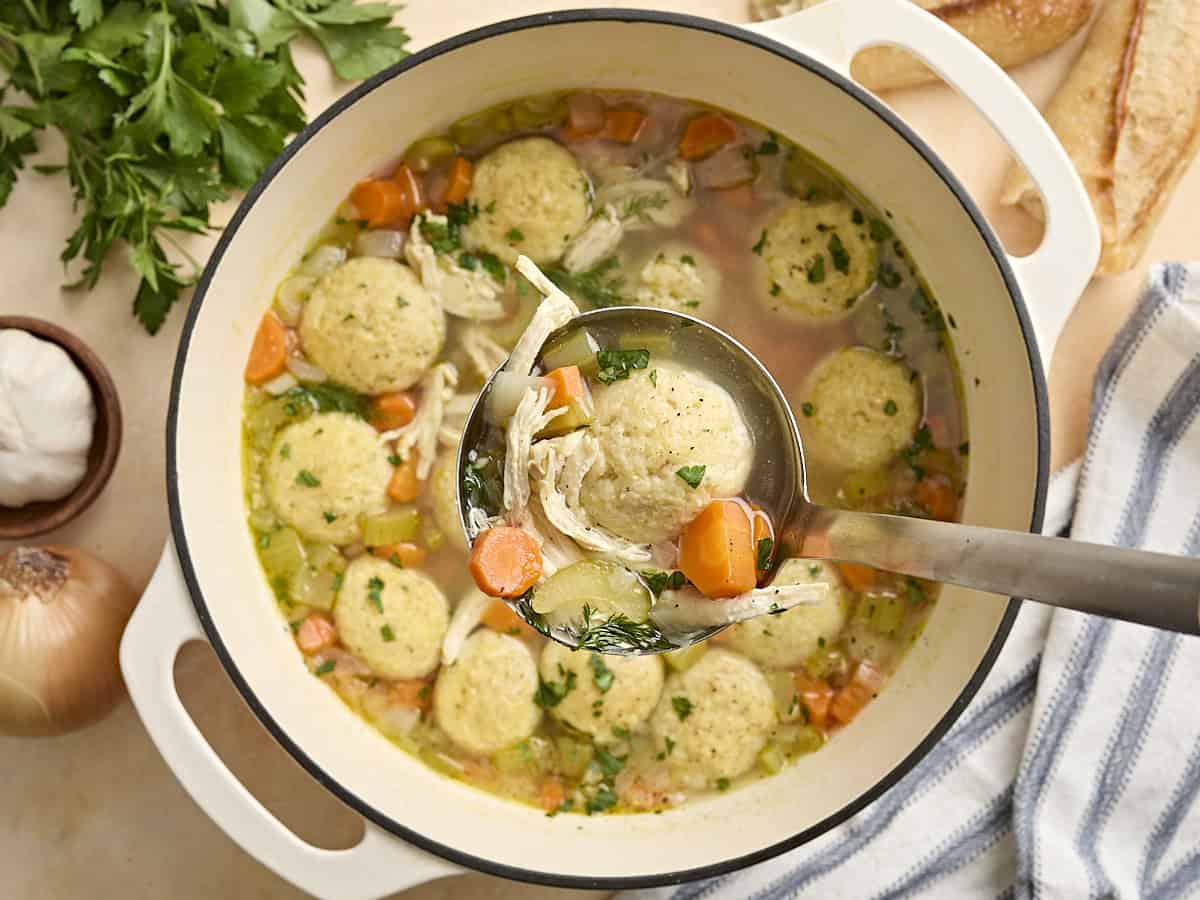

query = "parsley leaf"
[671,696,694,720]
[295,470,321,487]
[593,747,626,777]
[676,465,706,489]
[546,257,628,308]
[534,670,578,708]
[589,654,615,693]
[595,348,650,384]
[828,232,850,274]
[586,785,618,815]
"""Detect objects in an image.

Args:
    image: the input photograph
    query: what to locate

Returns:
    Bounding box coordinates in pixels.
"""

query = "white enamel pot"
[120,3,1099,898]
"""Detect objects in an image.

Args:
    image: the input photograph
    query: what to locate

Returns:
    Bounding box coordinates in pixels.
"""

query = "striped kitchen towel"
[623,262,1200,900]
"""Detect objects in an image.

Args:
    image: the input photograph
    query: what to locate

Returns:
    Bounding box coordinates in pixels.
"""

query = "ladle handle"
[798,505,1200,635]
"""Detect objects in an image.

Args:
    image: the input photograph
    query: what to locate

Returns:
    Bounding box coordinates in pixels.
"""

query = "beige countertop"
[4,2,1199,897]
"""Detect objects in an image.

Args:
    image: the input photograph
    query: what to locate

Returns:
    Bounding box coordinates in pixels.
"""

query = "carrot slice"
[678,500,757,599]
[392,679,432,710]
[837,562,876,594]
[387,453,424,503]
[679,113,738,160]
[604,109,647,144]
[539,778,567,812]
[245,311,289,385]
[296,613,337,655]
[915,474,957,522]
[371,391,417,432]
[371,541,427,568]
[480,599,539,639]
[443,156,473,206]
[830,659,885,725]
[793,673,834,729]
[543,366,587,410]
[350,179,407,228]
[470,527,543,598]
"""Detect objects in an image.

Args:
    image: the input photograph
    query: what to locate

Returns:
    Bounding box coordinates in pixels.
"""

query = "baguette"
[1000,0,1200,274]
[751,0,1094,91]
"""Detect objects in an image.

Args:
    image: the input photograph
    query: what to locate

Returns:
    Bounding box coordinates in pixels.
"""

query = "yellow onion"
[0,546,137,736]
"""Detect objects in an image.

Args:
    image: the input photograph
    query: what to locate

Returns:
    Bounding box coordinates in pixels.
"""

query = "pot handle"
[119,541,460,900]
[746,0,1100,362]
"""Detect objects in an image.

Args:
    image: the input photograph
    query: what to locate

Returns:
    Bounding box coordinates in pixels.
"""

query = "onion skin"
[0,546,138,737]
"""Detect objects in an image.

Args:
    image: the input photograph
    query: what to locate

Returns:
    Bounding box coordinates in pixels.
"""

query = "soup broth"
[241,89,966,816]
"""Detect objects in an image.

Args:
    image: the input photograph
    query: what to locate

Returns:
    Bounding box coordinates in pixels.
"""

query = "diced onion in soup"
[286,355,327,383]
[299,244,347,277]
[354,228,406,259]
[275,275,315,325]
[262,372,299,396]
[486,372,545,426]
[693,144,758,190]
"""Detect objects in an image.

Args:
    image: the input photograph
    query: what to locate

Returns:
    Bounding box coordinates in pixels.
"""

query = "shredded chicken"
[441,589,492,666]
[508,256,580,375]
[523,499,585,578]
[406,214,505,320]
[465,506,499,541]
[460,326,509,380]
[650,581,830,631]
[530,432,652,564]
[380,361,457,480]
[562,205,623,274]
[502,385,565,523]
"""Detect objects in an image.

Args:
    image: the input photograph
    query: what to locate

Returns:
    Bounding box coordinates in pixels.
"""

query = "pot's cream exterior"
[123,5,1099,898]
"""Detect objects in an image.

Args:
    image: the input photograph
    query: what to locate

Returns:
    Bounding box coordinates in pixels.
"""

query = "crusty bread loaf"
[1000,0,1200,274]
[752,0,1094,91]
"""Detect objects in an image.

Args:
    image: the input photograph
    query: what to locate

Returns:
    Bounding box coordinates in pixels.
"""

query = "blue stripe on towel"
[737,659,1039,900]
[1076,634,1180,898]
[1142,742,1200,899]
[873,787,1013,900]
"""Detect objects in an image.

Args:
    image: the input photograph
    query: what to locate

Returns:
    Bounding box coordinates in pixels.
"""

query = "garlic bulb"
[0,546,137,736]
[0,329,96,507]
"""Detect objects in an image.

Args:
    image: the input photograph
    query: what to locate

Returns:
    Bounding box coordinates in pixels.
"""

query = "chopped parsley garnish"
[457,252,478,271]
[619,192,669,225]
[396,296,409,308]
[852,209,865,225]
[756,134,780,155]
[649,369,658,386]
[418,216,459,254]
[757,538,774,570]
[807,256,826,284]
[284,382,369,419]
[959,441,970,455]
[902,424,934,476]
[642,569,686,597]
[612,725,632,740]
[332,573,344,593]
[716,777,731,792]
[586,786,618,815]
[547,798,574,818]
[505,227,525,243]
[296,470,321,487]
[884,399,898,416]
[910,288,946,332]
[769,281,782,296]
[446,200,479,230]
[389,553,405,568]
[367,576,385,613]
[676,465,706,488]
[869,218,894,241]
[485,200,497,214]
[680,254,696,266]
[751,230,768,255]
[589,654,615,693]
[387,454,402,466]
[906,578,928,607]
[478,252,506,283]
[280,444,291,459]
[594,747,626,778]
[671,696,694,721]
[878,262,903,289]
[380,624,396,642]
[828,233,850,274]
[314,660,336,677]
[534,670,578,708]
[801,402,815,417]
[596,348,650,384]
[546,258,627,308]
[809,564,821,577]
[323,511,338,523]
[258,534,271,549]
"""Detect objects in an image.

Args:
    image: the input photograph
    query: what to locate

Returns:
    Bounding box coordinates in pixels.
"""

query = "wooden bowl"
[0,317,123,540]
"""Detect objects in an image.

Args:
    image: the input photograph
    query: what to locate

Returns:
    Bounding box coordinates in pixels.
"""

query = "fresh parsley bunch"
[0,1,409,333]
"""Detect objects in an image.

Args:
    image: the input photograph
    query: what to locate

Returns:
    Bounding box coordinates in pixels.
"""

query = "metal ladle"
[459,307,1200,654]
